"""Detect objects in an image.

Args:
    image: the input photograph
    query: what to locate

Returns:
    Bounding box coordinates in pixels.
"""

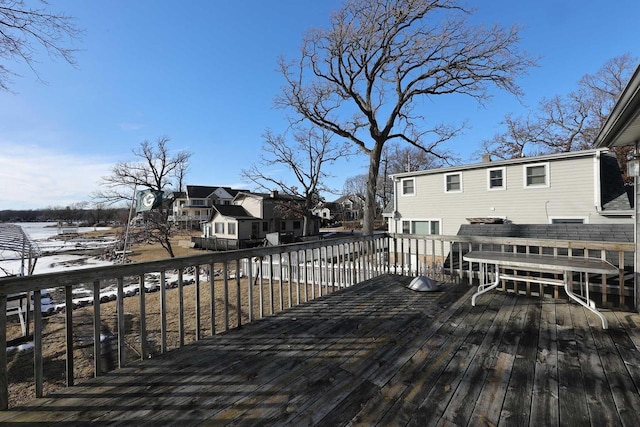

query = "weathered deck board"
[2,274,640,426]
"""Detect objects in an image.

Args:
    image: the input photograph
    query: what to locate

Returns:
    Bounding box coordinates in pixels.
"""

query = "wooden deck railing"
[0,234,388,410]
[388,233,635,309]
[0,232,635,410]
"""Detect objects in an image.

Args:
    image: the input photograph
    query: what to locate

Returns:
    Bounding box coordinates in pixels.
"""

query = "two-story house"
[387,148,632,237]
[170,185,245,227]
[202,190,320,243]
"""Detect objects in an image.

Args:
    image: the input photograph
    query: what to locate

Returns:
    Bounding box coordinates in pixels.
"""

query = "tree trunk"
[362,143,383,236]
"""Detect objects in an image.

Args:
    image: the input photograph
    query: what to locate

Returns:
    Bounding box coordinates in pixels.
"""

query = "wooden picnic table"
[463,251,619,329]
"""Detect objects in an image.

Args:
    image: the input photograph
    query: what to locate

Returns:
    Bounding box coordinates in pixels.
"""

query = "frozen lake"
[0,222,116,277]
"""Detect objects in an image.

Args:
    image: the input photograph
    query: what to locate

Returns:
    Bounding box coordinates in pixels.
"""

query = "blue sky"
[1,0,639,210]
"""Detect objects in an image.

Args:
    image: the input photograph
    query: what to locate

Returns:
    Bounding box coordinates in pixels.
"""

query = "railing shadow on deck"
[0,232,635,409]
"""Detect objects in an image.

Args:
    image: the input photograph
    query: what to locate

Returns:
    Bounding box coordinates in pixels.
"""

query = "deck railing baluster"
[194,266,200,341]
[116,277,125,367]
[92,279,101,377]
[223,262,229,331]
[139,274,146,359]
[160,270,167,352]
[178,269,184,347]
[65,285,74,386]
[34,289,43,397]
[0,294,7,410]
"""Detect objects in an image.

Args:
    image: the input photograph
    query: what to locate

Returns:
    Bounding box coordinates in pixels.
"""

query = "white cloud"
[0,144,114,210]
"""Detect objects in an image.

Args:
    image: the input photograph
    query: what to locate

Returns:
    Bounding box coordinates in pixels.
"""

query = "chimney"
[482,154,491,163]
[270,189,278,198]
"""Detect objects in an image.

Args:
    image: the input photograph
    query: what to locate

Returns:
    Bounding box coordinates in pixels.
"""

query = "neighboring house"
[333,195,365,222]
[170,185,245,226]
[202,190,320,242]
[387,148,632,237]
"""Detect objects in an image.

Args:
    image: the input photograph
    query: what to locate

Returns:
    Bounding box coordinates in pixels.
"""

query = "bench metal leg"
[472,262,500,306]
[563,272,608,329]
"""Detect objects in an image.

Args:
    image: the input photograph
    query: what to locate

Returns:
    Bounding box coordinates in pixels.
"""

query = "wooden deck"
[2,274,640,425]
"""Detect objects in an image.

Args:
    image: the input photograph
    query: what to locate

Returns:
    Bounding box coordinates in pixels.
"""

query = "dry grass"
[5,231,328,408]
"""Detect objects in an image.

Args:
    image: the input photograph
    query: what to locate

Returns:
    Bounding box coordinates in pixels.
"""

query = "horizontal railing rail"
[0,234,388,410]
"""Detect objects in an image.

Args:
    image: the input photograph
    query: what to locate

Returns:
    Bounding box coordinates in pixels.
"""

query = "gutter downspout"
[594,150,602,213]
[633,141,640,312]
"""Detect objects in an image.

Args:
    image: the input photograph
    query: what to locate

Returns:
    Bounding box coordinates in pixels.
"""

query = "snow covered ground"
[2,223,200,352]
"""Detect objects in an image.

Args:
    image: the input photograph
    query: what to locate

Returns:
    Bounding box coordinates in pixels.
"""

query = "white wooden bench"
[463,251,619,329]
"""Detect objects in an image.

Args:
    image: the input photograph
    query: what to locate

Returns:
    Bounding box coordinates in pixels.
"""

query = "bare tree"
[94,137,192,258]
[276,0,534,235]
[482,54,637,171]
[242,126,350,236]
[0,0,81,91]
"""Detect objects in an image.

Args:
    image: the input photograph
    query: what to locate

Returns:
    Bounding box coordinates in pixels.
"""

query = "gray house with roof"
[202,190,320,242]
[387,148,632,237]
[170,185,245,226]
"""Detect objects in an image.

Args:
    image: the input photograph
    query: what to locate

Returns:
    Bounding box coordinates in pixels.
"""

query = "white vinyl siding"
[391,152,624,236]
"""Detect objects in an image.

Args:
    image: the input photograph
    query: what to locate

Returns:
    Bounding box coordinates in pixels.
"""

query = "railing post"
[208,263,216,335]
[236,259,242,328]
[248,258,254,322]
[92,280,101,377]
[0,294,7,410]
[195,266,201,341]
[65,285,74,386]
[160,271,167,353]
[139,274,147,359]
[259,256,265,317]
[116,277,125,368]
[34,289,43,397]
[178,269,184,347]
[223,262,229,331]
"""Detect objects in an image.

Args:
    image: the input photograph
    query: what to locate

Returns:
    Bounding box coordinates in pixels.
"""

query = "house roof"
[595,64,640,148]
[457,223,633,243]
[212,205,258,220]
[235,191,305,202]
[186,185,247,199]
[391,148,609,179]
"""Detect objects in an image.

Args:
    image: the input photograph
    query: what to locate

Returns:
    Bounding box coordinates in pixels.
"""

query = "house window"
[262,222,269,232]
[227,223,236,235]
[487,167,506,190]
[401,178,415,196]
[444,173,462,193]
[401,219,441,235]
[251,222,259,236]
[214,222,224,234]
[191,199,205,206]
[281,221,287,230]
[524,163,549,188]
[293,221,301,229]
[551,217,586,224]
